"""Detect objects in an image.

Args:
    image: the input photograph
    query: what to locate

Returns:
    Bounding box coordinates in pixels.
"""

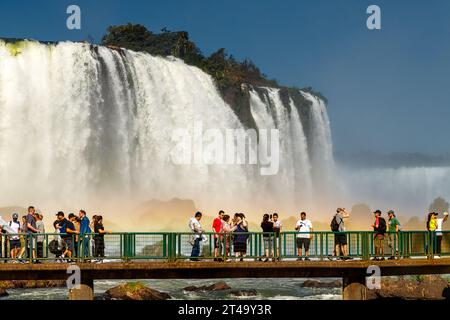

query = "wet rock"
[0,288,8,297]
[368,275,450,300]
[0,280,66,289]
[301,280,342,288]
[183,281,231,292]
[104,282,171,300]
[230,289,258,297]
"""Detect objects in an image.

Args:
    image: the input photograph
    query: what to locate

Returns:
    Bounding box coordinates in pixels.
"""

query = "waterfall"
[249,87,313,206]
[0,40,335,218]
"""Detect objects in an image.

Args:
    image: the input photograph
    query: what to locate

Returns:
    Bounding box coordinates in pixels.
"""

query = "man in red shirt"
[212,210,225,261]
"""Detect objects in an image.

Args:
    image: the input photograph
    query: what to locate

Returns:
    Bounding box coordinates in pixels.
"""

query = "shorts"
[63,238,74,251]
[9,239,20,249]
[263,237,273,251]
[296,238,310,251]
[334,234,347,246]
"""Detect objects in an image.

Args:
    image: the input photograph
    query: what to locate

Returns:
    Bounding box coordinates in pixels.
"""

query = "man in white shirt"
[189,212,203,261]
[435,211,448,257]
[9,213,21,260]
[295,212,313,261]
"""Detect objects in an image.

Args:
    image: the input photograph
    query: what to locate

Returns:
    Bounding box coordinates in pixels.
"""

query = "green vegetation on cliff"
[101,23,277,91]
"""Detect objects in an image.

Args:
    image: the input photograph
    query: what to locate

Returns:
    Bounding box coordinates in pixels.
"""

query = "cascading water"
[248,87,313,206]
[299,91,335,195]
[0,40,335,220]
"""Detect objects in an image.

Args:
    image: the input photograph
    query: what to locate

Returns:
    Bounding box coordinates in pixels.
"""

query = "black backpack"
[378,217,387,233]
[330,215,340,232]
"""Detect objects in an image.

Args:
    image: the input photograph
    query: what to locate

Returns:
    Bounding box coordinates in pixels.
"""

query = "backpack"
[330,215,340,232]
[378,217,387,233]
[48,239,60,254]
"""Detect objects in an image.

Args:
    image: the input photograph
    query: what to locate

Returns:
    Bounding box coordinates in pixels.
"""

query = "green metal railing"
[0,231,448,262]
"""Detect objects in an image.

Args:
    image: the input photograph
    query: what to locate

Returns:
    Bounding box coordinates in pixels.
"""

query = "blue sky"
[1,0,450,154]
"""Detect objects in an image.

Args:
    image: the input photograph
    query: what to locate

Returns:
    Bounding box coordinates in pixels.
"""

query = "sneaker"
[239,258,244,262]
[327,256,334,261]
[297,257,303,261]
[379,257,385,261]
[434,255,441,259]
[388,256,396,260]
[264,258,269,262]
[304,257,310,261]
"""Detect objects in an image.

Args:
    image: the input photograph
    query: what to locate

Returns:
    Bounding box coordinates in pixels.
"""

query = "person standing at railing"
[79,210,91,260]
[35,213,45,262]
[428,212,448,258]
[23,206,39,262]
[231,213,248,262]
[435,212,448,258]
[330,208,349,260]
[55,211,77,261]
[17,216,27,262]
[212,210,224,261]
[90,215,97,256]
[68,213,80,257]
[93,215,109,263]
[387,210,400,260]
[295,212,313,261]
[372,210,387,261]
[8,213,21,261]
[188,212,204,261]
[260,214,274,262]
[272,213,282,261]
[222,215,232,260]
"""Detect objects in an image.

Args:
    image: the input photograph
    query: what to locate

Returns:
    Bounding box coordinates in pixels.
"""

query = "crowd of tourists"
[0,206,109,263]
[188,208,449,262]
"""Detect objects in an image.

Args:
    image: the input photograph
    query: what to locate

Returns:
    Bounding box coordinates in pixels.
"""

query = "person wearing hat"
[372,210,387,261]
[387,210,400,259]
[8,213,21,260]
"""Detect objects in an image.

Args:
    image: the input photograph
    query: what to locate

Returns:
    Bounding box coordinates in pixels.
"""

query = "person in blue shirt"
[55,211,77,260]
[78,210,91,259]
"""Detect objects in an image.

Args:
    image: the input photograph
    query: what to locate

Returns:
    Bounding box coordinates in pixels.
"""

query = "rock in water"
[105,282,171,300]
[301,280,342,288]
[367,275,450,300]
[183,281,231,292]
[230,289,258,297]
[0,288,8,297]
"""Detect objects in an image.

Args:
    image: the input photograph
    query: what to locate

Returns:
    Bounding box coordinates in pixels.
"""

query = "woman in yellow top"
[427,213,438,231]
[426,212,439,257]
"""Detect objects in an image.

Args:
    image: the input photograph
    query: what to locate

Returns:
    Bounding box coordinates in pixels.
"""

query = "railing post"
[319,233,324,261]
[361,232,370,260]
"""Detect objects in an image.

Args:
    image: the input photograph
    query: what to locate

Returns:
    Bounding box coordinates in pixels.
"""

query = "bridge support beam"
[68,278,94,300]
[342,273,367,300]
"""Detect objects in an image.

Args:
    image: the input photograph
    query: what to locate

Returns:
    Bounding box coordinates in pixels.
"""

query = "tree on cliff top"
[101,23,204,65]
[101,24,277,90]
